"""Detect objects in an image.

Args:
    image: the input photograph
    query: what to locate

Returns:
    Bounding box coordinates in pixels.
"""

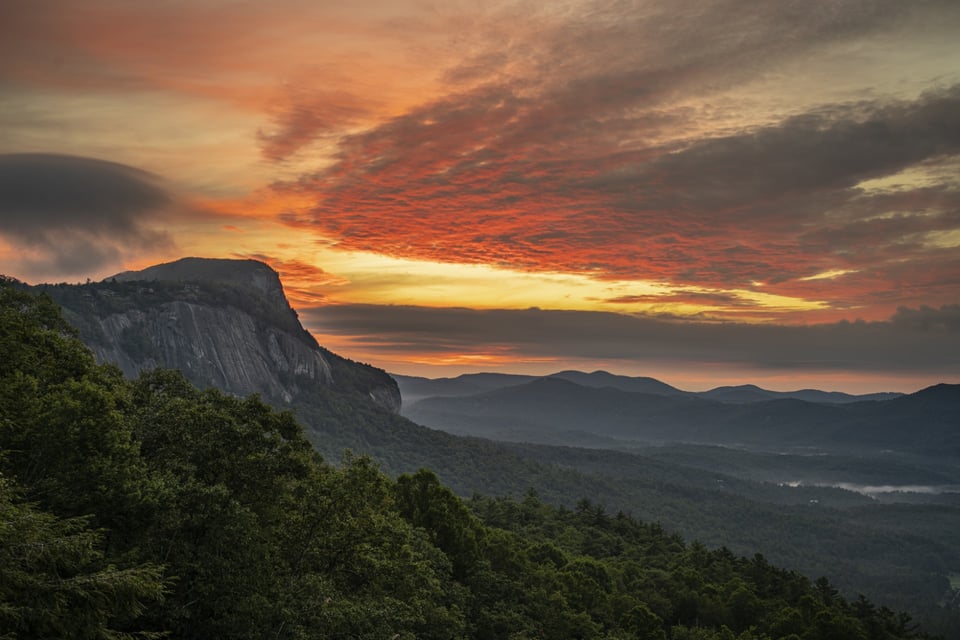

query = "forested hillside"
[0,280,935,639]
[25,265,960,636]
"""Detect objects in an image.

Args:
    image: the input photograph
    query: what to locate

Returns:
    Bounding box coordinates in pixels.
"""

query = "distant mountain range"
[394,369,902,405]
[398,372,957,456]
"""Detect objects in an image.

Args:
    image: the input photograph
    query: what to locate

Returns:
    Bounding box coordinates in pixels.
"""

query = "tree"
[0,282,147,528]
[395,468,485,580]
[0,476,164,639]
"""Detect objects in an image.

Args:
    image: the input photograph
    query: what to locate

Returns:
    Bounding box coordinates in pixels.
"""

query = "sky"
[1,0,959,393]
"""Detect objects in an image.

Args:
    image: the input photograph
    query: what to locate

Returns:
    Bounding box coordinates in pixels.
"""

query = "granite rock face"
[44,257,401,412]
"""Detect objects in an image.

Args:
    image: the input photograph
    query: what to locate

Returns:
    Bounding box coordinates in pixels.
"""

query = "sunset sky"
[1,0,959,392]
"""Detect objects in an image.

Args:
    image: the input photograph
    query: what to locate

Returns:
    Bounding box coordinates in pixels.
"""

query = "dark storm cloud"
[301,304,960,374]
[0,153,175,277]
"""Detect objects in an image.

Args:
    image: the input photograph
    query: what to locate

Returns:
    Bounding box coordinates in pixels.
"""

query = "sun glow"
[270,247,828,320]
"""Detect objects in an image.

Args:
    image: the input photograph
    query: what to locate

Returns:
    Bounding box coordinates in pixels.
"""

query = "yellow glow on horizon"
[403,352,561,367]
[160,198,833,319]
[228,243,828,321]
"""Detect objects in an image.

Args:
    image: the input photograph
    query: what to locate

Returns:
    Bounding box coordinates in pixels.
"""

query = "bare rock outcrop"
[44,257,401,412]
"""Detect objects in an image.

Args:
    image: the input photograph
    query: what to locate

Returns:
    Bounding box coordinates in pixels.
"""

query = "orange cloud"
[4,0,959,330]
[272,82,960,321]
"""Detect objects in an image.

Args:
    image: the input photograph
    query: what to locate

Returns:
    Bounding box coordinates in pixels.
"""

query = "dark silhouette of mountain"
[405,377,717,444]
[406,377,959,455]
[548,369,686,395]
[830,383,960,452]
[393,372,537,404]
[394,370,684,406]
[896,382,960,403]
[700,383,901,404]
[397,368,902,408]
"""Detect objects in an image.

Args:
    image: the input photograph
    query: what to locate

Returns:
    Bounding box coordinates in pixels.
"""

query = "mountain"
[14,281,928,640]
[405,376,959,455]
[393,371,537,404]
[398,368,902,406]
[111,256,290,307]
[404,377,706,444]
[548,369,686,395]
[700,383,902,404]
[22,259,960,634]
[394,370,685,404]
[39,257,401,411]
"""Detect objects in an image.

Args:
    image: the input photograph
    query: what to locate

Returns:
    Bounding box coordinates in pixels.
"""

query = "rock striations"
[40,257,401,412]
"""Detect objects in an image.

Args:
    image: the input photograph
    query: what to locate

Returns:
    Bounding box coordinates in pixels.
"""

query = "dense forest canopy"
[0,281,936,639]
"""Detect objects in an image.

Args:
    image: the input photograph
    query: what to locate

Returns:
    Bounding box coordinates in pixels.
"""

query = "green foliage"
[39,275,960,634]
[0,285,147,530]
[395,469,485,580]
[0,281,939,639]
[464,493,931,640]
[284,351,960,636]
[0,476,164,639]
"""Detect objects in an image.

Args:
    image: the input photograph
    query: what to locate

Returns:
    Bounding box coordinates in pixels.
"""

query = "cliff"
[39,258,401,412]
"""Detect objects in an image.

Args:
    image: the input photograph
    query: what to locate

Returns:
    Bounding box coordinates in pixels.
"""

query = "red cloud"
[6,0,958,323]
[272,81,960,318]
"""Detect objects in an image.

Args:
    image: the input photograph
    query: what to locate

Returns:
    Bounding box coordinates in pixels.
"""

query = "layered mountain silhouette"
[402,374,956,455]
[396,370,900,405]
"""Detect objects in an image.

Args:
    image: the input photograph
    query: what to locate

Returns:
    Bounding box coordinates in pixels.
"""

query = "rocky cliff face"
[41,258,401,412]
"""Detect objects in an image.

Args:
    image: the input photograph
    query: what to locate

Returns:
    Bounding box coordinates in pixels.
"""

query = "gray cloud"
[890,304,960,331]
[0,153,176,278]
[629,85,960,215]
[300,303,960,374]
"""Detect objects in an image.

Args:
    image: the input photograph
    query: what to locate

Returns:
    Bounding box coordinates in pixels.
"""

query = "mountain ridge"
[395,369,905,405]
[39,257,401,411]
[111,256,290,308]
[404,375,958,455]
